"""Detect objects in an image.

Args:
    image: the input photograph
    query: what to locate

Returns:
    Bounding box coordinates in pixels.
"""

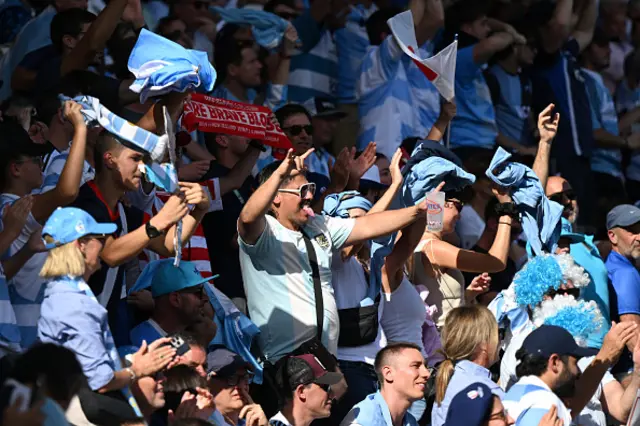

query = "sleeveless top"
[412,238,465,328]
[380,276,427,356]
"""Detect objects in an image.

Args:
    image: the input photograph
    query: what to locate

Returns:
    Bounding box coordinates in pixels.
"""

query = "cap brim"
[359,180,388,191]
[314,371,343,386]
[209,356,252,378]
[560,232,585,243]
[570,346,598,358]
[315,111,348,119]
[88,223,118,236]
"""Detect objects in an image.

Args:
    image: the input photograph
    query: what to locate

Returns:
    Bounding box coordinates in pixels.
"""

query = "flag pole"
[445,34,458,150]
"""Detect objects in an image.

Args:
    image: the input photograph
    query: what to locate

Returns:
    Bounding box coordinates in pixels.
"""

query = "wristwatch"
[495,202,519,218]
[145,221,163,239]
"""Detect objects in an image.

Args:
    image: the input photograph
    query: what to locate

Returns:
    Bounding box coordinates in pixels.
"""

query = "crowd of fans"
[0,0,639,425]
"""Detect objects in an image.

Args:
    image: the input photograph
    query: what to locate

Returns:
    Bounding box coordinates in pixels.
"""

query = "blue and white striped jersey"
[503,375,572,426]
[357,35,440,159]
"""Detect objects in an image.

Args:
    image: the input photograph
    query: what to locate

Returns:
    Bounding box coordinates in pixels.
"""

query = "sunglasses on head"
[445,199,464,212]
[278,182,316,198]
[283,125,313,136]
[549,189,576,204]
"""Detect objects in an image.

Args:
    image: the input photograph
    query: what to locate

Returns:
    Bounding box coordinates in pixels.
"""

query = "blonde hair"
[435,305,499,404]
[40,236,85,279]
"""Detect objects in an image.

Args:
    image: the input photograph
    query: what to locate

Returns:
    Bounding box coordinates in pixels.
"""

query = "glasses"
[212,372,254,387]
[549,189,576,204]
[316,383,332,394]
[282,125,313,136]
[278,182,316,198]
[178,285,205,297]
[445,199,464,212]
[546,287,581,299]
[15,157,43,167]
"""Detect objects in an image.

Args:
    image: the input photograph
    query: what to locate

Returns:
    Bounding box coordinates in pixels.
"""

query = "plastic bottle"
[426,191,445,232]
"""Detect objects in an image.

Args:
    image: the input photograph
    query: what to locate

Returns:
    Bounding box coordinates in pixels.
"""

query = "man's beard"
[553,368,579,399]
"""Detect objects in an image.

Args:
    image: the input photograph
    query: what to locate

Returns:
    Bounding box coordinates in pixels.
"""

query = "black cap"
[303,97,347,119]
[445,383,494,426]
[0,119,53,159]
[206,345,251,378]
[276,354,343,393]
[520,325,597,359]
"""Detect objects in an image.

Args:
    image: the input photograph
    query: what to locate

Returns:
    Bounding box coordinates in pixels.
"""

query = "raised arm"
[572,0,597,52]
[539,0,574,54]
[345,200,426,246]
[424,191,513,273]
[382,217,427,293]
[425,101,456,142]
[32,102,87,223]
[532,104,559,189]
[368,149,404,215]
[601,337,640,423]
[473,30,523,65]
[413,0,445,46]
[238,149,313,245]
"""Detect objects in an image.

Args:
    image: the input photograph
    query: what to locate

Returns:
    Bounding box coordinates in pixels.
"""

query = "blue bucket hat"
[42,207,117,250]
[150,260,216,297]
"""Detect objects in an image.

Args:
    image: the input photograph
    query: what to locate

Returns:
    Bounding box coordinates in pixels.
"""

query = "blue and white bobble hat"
[533,294,604,347]
[42,207,117,250]
[508,253,590,307]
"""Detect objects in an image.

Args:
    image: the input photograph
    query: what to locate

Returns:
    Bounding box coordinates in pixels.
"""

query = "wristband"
[495,202,518,218]
[126,367,137,382]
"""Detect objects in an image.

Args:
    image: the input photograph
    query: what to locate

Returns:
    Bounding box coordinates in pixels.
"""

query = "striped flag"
[387,10,457,101]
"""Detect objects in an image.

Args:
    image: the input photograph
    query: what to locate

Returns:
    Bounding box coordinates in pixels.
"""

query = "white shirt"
[331,255,385,365]
[239,214,355,361]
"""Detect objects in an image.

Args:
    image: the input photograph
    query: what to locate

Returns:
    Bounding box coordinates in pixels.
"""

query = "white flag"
[387,10,457,101]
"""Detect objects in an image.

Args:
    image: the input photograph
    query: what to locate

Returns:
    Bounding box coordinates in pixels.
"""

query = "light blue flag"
[128,29,217,103]
[60,95,169,162]
[402,156,476,207]
[485,147,563,256]
[212,7,290,49]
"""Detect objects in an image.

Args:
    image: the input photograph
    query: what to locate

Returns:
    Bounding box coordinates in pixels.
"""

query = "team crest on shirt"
[314,234,330,250]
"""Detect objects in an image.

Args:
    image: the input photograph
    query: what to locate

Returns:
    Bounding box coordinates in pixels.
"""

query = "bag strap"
[301,230,323,341]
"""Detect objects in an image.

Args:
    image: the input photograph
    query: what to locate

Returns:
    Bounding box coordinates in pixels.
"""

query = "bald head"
[545,176,570,196]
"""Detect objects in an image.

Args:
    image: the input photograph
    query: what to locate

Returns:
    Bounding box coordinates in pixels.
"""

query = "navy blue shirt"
[531,39,593,157]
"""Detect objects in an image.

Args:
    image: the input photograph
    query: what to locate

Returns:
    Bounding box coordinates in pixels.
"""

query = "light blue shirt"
[334,3,378,104]
[129,318,166,348]
[449,45,497,150]
[357,35,440,158]
[486,65,534,147]
[431,360,504,426]
[341,391,418,426]
[306,148,334,178]
[570,237,611,349]
[38,277,118,390]
[583,68,622,179]
[239,214,355,361]
[504,375,572,426]
[615,80,640,182]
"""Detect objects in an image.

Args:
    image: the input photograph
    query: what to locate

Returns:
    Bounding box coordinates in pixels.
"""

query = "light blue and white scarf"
[212,7,290,50]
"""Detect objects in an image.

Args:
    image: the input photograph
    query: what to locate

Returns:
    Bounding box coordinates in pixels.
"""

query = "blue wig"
[533,295,604,346]
[513,255,564,307]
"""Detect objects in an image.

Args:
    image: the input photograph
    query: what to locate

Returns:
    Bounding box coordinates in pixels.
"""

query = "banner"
[182,94,292,150]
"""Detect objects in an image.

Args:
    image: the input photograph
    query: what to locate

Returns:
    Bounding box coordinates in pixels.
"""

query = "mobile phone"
[170,336,190,356]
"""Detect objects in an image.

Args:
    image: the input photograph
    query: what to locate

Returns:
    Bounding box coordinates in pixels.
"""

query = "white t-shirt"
[456,205,485,250]
[331,255,385,365]
[239,214,355,361]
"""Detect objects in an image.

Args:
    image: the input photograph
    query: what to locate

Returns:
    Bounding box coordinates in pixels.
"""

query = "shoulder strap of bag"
[301,230,323,341]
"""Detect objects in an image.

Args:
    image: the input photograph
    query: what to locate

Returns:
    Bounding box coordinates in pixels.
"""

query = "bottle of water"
[426,191,445,232]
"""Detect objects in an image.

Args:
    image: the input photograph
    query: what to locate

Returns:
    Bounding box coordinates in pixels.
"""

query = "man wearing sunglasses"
[545,175,611,351]
[129,261,214,348]
[271,354,343,426]
[238,147,432,364]
[605,204,640,384]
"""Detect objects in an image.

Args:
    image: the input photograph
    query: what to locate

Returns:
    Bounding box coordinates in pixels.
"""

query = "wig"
[533,295,604,346]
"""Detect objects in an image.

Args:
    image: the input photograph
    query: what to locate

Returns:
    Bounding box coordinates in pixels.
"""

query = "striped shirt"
[503,375,572,426]
[357,35,440,158]
[0,193,48,348]
[305,148,334,178]
[289,10,338,103]
[334,3,378,104]
[41,147,95,194]
[0,263,21,355]
[582,68,622,179]
[138,182,223,276]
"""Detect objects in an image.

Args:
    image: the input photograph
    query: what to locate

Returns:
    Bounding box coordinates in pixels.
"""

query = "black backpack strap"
[301,230,323,341]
